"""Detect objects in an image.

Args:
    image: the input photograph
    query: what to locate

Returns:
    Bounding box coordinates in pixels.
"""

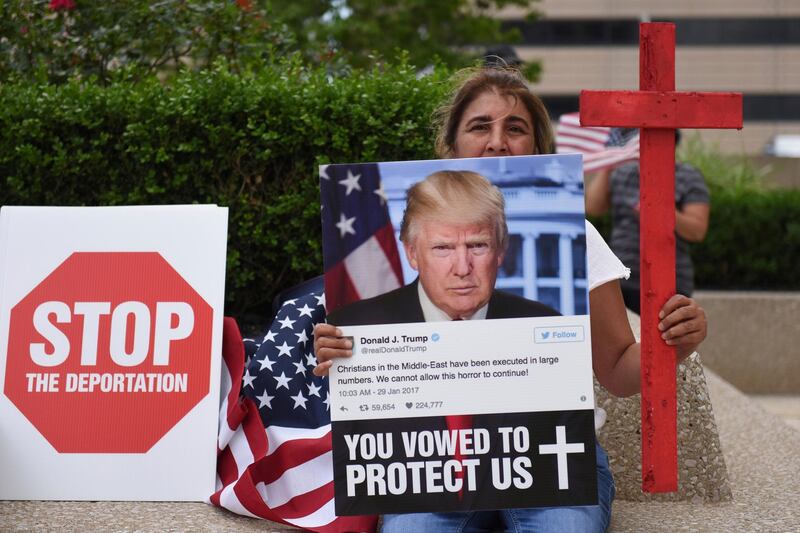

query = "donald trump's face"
[404,219,504,320]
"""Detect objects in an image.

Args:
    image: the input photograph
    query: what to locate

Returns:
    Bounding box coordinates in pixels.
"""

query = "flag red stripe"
[241,397,269,459]
[556,141,606,152]
[252,433,333,485]
[232,467,294,525]
[557,127,610,142]
[208,487,221,507]
[324,263,360,313]
[234,467,378,533]
[270,481,379,532]
[221,318,246,429]
[216,445,240,488]
[374,222,404,285]
[270,481,334,519]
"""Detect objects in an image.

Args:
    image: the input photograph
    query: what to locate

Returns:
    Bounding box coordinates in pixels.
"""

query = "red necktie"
[445,318,472,499]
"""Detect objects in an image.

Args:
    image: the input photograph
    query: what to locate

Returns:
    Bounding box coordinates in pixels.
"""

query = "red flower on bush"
[48,0,76,10]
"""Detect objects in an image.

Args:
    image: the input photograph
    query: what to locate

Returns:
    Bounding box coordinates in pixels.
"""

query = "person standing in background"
[585,129,710,314]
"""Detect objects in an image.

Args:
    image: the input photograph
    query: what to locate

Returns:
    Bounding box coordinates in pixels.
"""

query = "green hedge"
[692,188,800,289]
[591,186,800,291]
[682,137,800,290]
[1,64,797,329]
[0,61,449,326]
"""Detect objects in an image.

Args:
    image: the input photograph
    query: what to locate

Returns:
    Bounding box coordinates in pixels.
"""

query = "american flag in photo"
[556,112,640,173]
[319,162,404,314]
[210,301,376,532]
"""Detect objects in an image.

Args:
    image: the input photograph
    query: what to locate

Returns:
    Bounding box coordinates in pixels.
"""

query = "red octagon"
[4,252,213,453]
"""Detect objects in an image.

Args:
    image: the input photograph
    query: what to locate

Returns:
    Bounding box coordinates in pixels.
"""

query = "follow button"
[534,325,585,343]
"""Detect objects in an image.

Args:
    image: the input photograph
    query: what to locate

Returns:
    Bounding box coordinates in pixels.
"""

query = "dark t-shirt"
[608,161,710,296]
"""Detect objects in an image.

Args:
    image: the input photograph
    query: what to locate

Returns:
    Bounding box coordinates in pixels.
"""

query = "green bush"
[0,60,449,326]
[680,135,800,289]
[692,187,800,289]
[2,65,797,330]
[0,0,293,84]
[0,0,541,85]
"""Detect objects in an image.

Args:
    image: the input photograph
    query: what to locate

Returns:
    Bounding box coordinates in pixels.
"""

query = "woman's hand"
[658,294,707,362]
[312,323,353,377]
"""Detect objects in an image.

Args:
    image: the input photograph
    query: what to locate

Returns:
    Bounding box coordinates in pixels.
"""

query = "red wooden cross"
[580,22,742,493]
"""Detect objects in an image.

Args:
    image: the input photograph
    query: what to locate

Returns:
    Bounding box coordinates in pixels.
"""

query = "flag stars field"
[295,329,309,345]
[338,170,362,195]
[297,303,314,318]
[336,212,356,237]
[215,291,340,526]
[258,357,275,372]
[374,182,388,205]
[277,316,296,330]
[242,370,257,389]
[272,372,292,390]
[291,391,308,410]
[307,382,322,397]
[275,341,293,357]
[293,361,307,376]
[255,390,274,409]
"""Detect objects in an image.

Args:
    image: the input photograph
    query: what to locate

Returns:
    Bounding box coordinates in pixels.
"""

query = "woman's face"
[452,90,535,158]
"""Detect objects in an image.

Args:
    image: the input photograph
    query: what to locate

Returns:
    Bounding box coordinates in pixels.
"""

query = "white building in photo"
[381,155,588,315]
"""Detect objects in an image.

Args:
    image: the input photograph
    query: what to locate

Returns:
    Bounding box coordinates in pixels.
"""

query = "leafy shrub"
[0,0,541,85]
[0,0,292,84]
[680,135,800,289]
[2,65,796,329]
[0,60,449,326]
[691,187,800,289]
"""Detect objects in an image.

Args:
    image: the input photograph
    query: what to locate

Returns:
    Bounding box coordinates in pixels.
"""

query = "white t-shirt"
[586,219,630,291]
[585,219,630,429]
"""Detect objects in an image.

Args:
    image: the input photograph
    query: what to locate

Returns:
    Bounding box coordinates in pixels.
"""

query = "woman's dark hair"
[433,67,554,158]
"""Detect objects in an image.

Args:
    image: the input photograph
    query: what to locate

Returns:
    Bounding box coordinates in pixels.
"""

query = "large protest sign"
[321,154,596,515]
[0,205,228,500]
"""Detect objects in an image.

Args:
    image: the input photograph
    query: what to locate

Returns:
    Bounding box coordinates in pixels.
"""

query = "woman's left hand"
[658,294,707,362]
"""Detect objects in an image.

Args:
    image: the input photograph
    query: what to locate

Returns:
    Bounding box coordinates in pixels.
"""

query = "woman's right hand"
[312,323,353,377]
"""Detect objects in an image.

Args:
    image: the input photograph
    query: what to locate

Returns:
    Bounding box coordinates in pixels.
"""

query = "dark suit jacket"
[327,279,560,326]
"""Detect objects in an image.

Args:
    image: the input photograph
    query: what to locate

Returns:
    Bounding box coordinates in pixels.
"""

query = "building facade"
[495,1,800,154]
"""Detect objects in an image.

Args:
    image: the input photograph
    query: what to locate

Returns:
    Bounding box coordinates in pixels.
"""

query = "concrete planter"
[694,290,800,394]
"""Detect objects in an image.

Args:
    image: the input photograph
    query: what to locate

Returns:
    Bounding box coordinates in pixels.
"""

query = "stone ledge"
[694,290,800,394]
[609,368,800,532]
[595,353,732,503]
[3,368,795,531]
[595,309,731,503]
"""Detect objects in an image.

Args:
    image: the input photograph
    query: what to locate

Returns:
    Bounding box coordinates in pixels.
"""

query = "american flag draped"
[211,303,376,531]
[211,162,404,530]
[555,112,640,172]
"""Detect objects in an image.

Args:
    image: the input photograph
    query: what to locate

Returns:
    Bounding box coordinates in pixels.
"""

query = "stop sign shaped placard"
[4,252,213,453]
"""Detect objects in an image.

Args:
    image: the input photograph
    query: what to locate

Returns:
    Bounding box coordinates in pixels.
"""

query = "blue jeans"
[381,442,615,533]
